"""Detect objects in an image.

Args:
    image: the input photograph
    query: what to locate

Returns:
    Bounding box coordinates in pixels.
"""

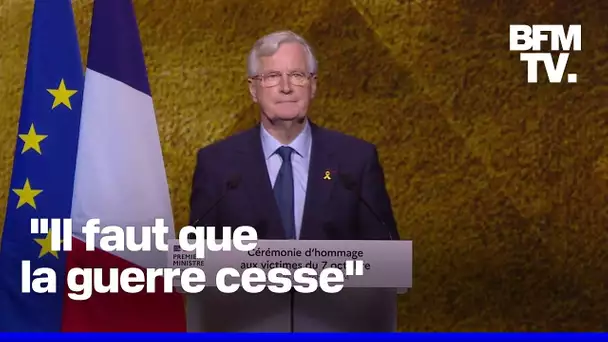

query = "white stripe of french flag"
[63,0,186,332]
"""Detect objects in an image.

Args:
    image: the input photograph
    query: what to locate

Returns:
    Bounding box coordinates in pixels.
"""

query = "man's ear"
[310,75,317,99]
[248,79,258,103]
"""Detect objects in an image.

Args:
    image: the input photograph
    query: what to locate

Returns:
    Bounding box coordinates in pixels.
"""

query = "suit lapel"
[300,123,337,239]
[236,126,286,239]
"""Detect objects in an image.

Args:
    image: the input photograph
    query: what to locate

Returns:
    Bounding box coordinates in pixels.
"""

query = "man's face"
[249,42,316,122]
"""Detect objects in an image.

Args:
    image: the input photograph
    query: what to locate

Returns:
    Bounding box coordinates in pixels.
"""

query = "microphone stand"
[338,173,396,241]
[187,175,241,239]
[290,288,295,332]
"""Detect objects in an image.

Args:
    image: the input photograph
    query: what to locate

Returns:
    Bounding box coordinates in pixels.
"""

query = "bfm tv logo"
[509,25,581,83]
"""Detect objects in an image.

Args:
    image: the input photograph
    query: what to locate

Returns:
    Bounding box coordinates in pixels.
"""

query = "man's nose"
[279,74,293,93]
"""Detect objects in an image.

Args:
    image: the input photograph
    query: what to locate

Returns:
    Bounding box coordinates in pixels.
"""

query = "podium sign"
[168,239,412,292]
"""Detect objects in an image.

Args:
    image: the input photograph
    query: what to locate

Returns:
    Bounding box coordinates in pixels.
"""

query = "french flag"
[63,0,186,331]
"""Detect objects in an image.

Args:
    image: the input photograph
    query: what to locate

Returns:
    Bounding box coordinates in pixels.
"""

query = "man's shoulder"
[315,124,376,154]
[196,126,257,159]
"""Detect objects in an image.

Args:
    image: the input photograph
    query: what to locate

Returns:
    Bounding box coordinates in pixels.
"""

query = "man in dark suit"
[189,30,398,241]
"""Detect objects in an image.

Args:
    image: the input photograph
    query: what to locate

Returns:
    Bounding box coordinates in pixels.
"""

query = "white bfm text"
[509,24,581,83]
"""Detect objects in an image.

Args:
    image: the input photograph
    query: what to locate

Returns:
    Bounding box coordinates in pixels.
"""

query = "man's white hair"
[247,30,318,77]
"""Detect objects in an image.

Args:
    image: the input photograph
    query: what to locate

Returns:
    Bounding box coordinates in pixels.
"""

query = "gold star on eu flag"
[19,123,47,154]
[12,178,43,209]
[35,230,61,259]
[47,79,78,110]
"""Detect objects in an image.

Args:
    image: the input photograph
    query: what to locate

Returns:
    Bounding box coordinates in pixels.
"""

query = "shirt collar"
[260,119,312,160]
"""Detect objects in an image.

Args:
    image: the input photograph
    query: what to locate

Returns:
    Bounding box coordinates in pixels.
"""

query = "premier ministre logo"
[509,25,581,83]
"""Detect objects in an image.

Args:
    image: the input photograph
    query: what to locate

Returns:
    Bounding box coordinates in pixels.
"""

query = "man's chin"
[274,113,304,122]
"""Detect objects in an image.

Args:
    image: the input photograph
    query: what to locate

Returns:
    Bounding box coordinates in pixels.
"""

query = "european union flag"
[0,0,83,332]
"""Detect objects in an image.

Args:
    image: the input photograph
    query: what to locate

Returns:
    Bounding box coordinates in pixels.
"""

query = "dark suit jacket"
[189,122,399,240]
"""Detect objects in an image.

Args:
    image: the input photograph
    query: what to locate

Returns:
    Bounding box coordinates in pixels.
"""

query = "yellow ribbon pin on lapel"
[323,170,331,180]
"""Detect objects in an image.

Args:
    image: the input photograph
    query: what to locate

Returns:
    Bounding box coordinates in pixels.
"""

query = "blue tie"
[273,146,296,239]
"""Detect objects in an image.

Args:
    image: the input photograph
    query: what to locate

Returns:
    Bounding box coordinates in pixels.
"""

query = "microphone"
[338,172,395,240]
[188,174,241,239]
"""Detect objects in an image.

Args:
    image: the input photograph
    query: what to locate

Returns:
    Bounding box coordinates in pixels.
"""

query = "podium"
[169,239,412,332]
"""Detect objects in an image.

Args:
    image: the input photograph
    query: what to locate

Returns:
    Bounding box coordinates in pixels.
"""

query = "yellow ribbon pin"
[323,170,331,180]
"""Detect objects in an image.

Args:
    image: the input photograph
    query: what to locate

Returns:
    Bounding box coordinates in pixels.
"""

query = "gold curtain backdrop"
[1,0,607,331]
